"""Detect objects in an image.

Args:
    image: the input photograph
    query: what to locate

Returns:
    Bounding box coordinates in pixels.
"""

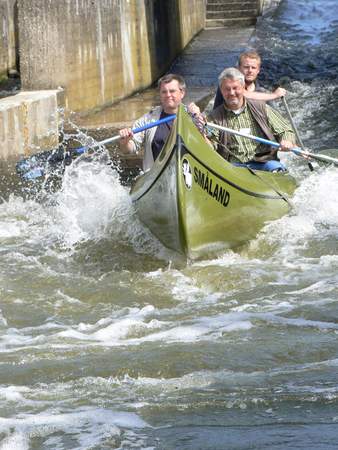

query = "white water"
[1,0,338,448]
[1,152,338,448]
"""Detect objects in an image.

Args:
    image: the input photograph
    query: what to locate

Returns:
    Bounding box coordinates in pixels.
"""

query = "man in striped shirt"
[206,67,295,172]
[119,74,201,172]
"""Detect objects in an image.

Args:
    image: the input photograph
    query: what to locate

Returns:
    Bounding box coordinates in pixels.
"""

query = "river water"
[1,0,338,449]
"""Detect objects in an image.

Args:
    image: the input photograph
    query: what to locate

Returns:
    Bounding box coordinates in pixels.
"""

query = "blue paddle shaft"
[20,114,177,180]
[75,114,176,155]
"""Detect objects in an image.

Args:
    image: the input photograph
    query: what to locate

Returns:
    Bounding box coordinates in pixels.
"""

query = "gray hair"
[218,67,245,87]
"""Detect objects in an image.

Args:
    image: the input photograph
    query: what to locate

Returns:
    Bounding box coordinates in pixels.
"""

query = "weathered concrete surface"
[0,0,18,81]
[75,26,255,127]
[0,90,61,159]
[0,0,205,160]
[18,0,205,114]
[258,0,282,15]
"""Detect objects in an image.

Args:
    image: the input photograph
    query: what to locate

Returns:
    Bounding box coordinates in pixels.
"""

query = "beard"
[226,97,241,108]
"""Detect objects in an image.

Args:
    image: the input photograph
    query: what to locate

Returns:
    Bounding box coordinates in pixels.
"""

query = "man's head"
[158,74,186,113]
[218,67,246,110]
[238,51,261,86]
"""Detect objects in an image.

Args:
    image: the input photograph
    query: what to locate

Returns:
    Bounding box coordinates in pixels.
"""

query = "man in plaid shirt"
[206,67,295,172]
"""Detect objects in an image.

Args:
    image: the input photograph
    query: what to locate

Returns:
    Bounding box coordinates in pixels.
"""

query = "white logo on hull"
[182,158,192,189]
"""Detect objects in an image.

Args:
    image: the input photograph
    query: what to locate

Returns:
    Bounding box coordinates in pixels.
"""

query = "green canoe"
[130,105,296,258]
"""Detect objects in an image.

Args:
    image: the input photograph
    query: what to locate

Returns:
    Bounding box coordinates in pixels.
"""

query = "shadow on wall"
[145,0,183,82]
[0,0,20,83]
[14,0,20,74]
[0,0,20,97]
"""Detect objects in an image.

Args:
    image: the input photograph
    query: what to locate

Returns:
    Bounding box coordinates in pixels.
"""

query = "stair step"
[206,9,258,19]
[207,0,252,3]
[207,3,256,11]
[205,0,259,28]
[205,17,257,28]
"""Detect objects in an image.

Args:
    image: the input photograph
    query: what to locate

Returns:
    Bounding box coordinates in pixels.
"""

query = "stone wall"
[17,0,205,114]
[0,0,18,81]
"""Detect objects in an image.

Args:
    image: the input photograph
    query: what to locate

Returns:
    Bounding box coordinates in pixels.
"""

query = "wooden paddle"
[17,114,176,180]
[206,122,338,167]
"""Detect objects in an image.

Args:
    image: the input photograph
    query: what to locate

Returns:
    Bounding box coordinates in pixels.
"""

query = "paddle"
[281,96,314,171]
[205,122,338,167]
[17,114,176,180]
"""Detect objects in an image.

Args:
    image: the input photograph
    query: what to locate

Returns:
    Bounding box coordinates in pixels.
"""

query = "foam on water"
[30,307,254,347]
[0,155,171,268]
[53,157,130,246]
[55,156,176,260]
[0,433,29,450]
[254,165,338,251]
[0,386,29,403]
[0,407,149,450]
[1,156,337,359]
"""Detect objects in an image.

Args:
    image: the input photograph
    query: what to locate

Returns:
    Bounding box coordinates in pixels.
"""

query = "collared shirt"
[131,104,198,171]
[208,100,295,162]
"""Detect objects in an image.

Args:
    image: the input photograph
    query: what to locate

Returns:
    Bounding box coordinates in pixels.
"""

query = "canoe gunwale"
[130,121,179,203]
[130,147,176,203]
[130,135,292,205]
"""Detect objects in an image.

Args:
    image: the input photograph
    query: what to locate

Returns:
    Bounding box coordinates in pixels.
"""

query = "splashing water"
[1,1,338,448]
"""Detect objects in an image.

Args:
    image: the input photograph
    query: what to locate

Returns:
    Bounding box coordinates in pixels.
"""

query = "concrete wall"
[0,0,18,81]
[179,0,207,48]
[0,90,61,159]
[17,0,205,114]
[258,0,282,15]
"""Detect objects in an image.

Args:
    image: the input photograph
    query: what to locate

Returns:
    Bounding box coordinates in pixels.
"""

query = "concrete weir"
[0,90,61,159]
[18,0,205,113]
[0,0,205,160]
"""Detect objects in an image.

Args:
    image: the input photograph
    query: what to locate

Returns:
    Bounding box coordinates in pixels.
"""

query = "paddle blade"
[16,145,84,180]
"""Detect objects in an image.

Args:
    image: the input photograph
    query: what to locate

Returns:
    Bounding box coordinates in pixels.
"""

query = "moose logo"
[182,158,192,190]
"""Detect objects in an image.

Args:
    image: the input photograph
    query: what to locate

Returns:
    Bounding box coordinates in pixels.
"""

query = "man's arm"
[118,109,159,154]
[266,104,296,151]
[214,85,287,108]
[245,87,287,101]
[119,128,137,153]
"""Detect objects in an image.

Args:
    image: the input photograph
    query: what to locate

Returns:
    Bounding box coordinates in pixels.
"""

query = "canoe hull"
[130,106,296,258]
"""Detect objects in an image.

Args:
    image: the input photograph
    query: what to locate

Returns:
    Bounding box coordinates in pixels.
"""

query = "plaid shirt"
[208,101,295,162]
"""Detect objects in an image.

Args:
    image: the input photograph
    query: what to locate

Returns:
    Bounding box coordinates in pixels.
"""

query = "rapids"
[0,0,338,448]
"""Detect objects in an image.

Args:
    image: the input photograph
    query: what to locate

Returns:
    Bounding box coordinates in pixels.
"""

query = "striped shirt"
[208,101,295,162]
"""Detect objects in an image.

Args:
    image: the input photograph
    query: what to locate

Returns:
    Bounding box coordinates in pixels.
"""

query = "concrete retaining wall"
[258,0,282,15]
[0,0,18,81]
[18,0,205,114]
[0,90,61,159]
[0,0,204,160]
